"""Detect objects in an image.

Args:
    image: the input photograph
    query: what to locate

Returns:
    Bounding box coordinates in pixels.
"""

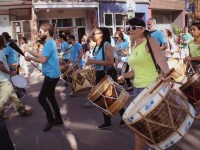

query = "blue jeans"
[132,87,145,99]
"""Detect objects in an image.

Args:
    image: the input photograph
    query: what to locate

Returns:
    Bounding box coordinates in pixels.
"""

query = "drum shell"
[167,59,186,83]
[72,69,96,92]
[123,81,195,150]
[61,63,80,86]
[88,76,129,116]
[179,72,200,107]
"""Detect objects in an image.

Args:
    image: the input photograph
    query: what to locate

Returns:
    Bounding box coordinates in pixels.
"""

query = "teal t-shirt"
[3,42,19,65]
[70,42,83,67]
[61,41,70,59]
[182,33,192,49]
[150,30,167,46]
[42,38,61,78]
[115,41,129,62]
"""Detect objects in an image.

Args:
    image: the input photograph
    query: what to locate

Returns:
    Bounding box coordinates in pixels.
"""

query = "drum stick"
[188,61,195,74]
[149,68,174,94]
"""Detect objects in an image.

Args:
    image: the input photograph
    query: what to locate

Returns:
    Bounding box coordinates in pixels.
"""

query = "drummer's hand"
[117,75,125,83]
[159,75,171,83]
[87,58,94,65]
[26,49,32,54]
[75,59,80,63]
[10,70,17,76]
[86,62,90,66]
[184,56,192,62]
[25,56,32,61]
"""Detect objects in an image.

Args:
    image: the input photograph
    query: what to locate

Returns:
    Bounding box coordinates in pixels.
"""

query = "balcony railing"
[33,0,99,2]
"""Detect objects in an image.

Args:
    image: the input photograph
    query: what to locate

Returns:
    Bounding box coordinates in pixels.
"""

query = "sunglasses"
[127,26,143,31]
[93,32,102,36]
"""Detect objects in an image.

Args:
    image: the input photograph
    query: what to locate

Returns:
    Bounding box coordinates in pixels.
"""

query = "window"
[38,20,49,28]
[52,19,73,27]
[76,18,85,26]
[104,14,113,26]
[115,14,123,26]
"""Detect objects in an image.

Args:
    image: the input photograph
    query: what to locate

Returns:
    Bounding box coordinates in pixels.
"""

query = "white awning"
[33,2,99,9]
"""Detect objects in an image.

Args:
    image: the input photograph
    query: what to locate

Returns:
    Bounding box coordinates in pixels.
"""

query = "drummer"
[87,27,126,129]
[58,34,70,64]
[0,35,33,120]
[185,22,200,74]
[66,34,83,97]
[118,17,170,150]
[114,31,133,91]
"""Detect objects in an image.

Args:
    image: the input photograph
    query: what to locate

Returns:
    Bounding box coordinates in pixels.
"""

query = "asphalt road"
[4,67,200,150]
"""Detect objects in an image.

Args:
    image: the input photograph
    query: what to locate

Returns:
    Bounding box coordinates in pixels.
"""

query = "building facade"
[32,0,149,39]
[0,0,32,42]
[99,0,149,36]
[149,0,185,31]
[0,0,189,42]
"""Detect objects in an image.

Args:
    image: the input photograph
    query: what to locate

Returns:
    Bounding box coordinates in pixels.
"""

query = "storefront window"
[52,19,73,27]
[104,14,113,26]
[76,18,85,26]
[38,20,49,28]
[115,14,123,26]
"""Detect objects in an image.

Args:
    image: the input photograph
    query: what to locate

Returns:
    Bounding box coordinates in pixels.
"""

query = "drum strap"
[92,43,107,71]
[147,38,161,73]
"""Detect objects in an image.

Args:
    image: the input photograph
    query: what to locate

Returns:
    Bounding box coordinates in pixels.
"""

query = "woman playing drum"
[185,22,200,73]
[87,27,126,129]
[118,17,170,150]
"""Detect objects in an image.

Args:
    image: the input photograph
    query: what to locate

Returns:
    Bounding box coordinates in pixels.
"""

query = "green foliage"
[173,25,182,36]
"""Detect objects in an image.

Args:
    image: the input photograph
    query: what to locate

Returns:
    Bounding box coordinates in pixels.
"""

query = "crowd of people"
[0,16,200,150]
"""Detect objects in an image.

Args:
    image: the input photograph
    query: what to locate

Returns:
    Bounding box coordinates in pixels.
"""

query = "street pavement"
[4,66,200,150]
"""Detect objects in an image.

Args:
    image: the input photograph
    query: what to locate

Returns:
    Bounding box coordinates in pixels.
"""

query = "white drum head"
[11,75,27,88]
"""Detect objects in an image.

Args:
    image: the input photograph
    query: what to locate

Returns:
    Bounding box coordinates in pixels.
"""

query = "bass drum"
[123,80,195,150]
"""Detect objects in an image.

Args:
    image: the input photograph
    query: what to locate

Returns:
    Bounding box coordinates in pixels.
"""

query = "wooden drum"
[180,72,200,107]
[88,76,129,117]
[61,63,80,86]
[72,69,96,92]
[123,80,195,150]
[167,58,186,83]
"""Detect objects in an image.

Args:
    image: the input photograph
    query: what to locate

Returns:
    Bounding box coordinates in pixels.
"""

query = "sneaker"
[54,118,64,125]
[84,102,93,107]
[20,108,33,116]
[69,92,76,97]
[120,120,125,126]
[97,123,112,130]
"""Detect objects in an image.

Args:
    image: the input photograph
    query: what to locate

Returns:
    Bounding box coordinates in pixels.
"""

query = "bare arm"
[87,43,114,66]
[25,50,47,64]
[160,42,168,51]
[121,46,129,56]
[0,63,16,76]
[118,70,134,83]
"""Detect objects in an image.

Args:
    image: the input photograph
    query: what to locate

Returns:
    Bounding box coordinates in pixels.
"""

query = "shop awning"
[33,2,99,9]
